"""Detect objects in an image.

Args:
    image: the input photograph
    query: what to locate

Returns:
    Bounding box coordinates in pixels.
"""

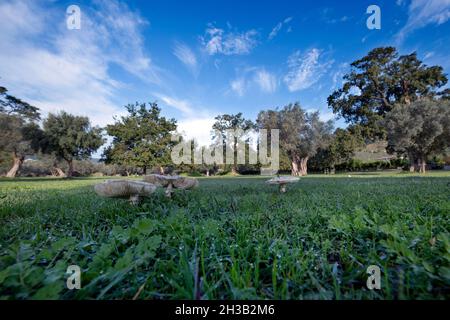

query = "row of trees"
[1,47,449,177]
[0,87,104,177]
[202,47,449,175]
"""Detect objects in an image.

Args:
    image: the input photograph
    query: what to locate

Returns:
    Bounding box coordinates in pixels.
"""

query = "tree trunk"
[231,141,238,175]
[51,160,66,177]
[408,152,416,172]
[299,157,309,176]
[143,166,147,175]
[56,168,66,177]
[6,153,24,178]
[418,157,426,173]
[52,167,66,177]
[291,160,299,176]
[206,169,210,177]
[66,159,74,177]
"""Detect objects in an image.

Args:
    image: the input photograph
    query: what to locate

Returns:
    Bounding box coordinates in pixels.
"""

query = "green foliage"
[0,87,43,177]
[0,114,43,158]
[257,103,305,161]
[257,104,334,175]
[310,128,364,171]
[104,102,177,172]
[212,113,255,173]
[0,86,40,121]
[328,47,448,139]
[0,174,449,299]
[42,111,104,176]
[383,98,450,172]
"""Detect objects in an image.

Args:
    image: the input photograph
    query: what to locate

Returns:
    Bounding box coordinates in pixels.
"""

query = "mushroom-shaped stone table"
[94,180,157,205]
[143,174,198,197]
[265,176,300,193]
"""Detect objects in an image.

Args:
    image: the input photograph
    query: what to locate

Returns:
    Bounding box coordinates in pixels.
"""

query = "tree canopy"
[42,111,104,176]
[383,98,450,173]
[104,102,177,174]
[327,47,448,139]
[212,112,254,174]
[309,128,363,172]
[0,86,42,177]
[257,103,333,175]
[0,86,40,121]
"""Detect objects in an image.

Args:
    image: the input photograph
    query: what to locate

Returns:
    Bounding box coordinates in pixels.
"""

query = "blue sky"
[0,0,449,147]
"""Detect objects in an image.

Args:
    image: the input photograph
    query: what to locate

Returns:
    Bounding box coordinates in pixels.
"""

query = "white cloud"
[306,108,336,122]
[331,63,349,90]
[173,41,198,75]
[268,17,293,40]
[0,0,158,127]
[319,111,336,122]
[154,94,216,147]
[229,67,278,96]
[154,93,217,146]
[177,117,216,147]
[202,24,258,55]
[283,48,333,92]
[230,78,246,96]
[254,69,277,93]
[154,93,194,115]
[424,51,435,59]
[268,22,283,40]
[396,0,450,42]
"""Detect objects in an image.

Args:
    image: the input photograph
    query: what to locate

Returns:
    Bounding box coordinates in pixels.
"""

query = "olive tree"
[257,103,333,176]
[383,98,450,173]
[0,86,42,177]
[42,111,104,177]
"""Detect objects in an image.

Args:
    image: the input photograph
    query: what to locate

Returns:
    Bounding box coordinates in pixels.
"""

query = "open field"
[0,172,449,299]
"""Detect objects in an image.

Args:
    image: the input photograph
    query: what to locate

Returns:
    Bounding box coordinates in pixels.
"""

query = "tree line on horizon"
[1,47,449,178]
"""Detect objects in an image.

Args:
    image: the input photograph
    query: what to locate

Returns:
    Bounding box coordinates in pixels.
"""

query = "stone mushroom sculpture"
[143,174,198,197]
[265,176,300,193]
[94,180,157,205]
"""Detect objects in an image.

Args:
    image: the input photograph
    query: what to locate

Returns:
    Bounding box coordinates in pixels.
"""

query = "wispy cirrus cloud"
[396,0,450,42]
[230,78,246,96]
[201,24,259,55]
[283,48,333,92]
[331,62,349,90]
[229,67,278,96]
[173,41,198,76]
[268,17,293,40]
[0,0,159,127]
[154,93,194,115]
[320,8,350,24]
[254,69,277,93]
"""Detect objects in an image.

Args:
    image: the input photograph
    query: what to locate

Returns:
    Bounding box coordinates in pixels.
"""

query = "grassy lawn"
[0,172,449,299]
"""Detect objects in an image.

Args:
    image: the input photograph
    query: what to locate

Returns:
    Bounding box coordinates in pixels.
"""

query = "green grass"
[0,172,449,299]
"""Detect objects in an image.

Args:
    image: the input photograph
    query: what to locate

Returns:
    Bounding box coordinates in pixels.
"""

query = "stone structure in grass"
[265,176,299,193]
[94,180,157,205]
[142,174,198,198]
